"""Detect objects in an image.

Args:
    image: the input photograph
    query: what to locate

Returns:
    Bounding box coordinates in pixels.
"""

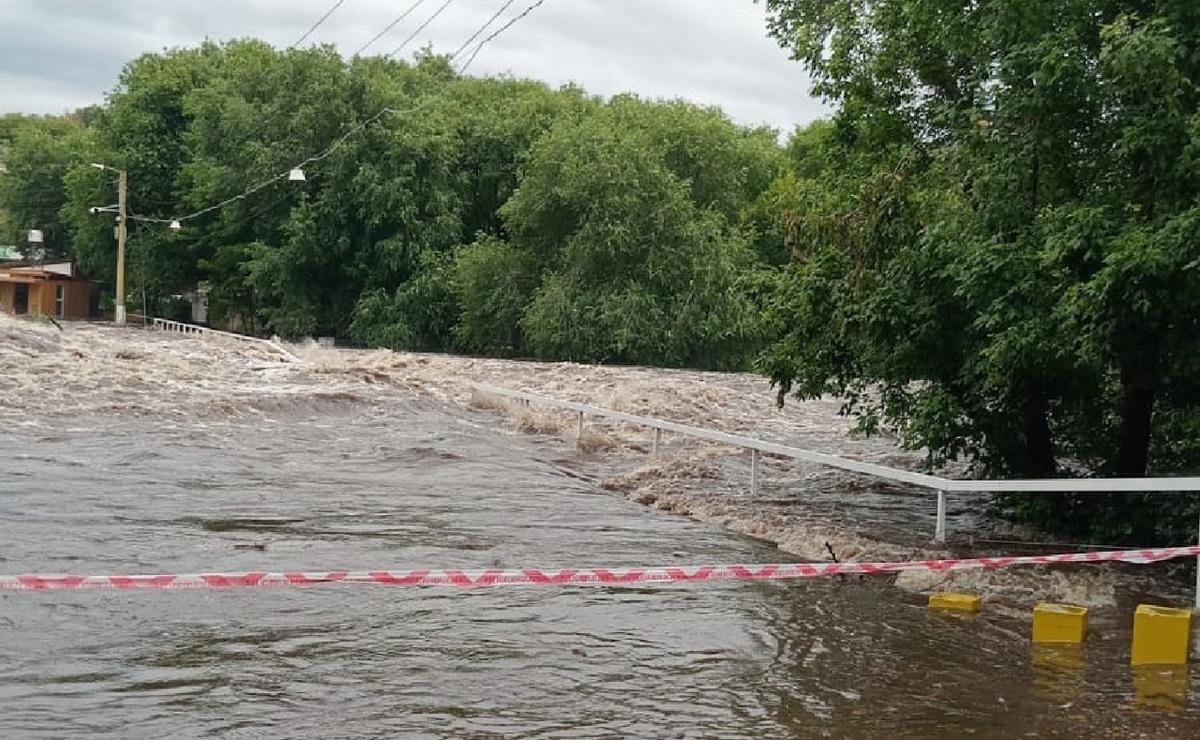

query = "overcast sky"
[1,0,827,135]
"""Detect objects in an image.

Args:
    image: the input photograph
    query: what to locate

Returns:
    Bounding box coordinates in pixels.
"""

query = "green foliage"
[503,98,768,368]
[451,234,540,355]
[761,0,1200,541]
[0,115,90,259]
[350,250,458,351]
[447,78,596,240]
[8,12,1200,548]
[995,491,1200,546]
[1,42,780,369]
[200,242,261,333]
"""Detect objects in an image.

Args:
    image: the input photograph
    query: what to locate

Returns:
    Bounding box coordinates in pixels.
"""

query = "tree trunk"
[1022,401,1056,478]
[1116,361,1157,477]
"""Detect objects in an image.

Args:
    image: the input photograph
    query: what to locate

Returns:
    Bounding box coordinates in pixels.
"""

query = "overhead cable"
[352,0,429,56]
[132,0,553,226]
[291,0,350,48]
[389,0,457,58]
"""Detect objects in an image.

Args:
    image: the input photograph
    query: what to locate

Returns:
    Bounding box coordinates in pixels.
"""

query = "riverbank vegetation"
[759,0,1200,542]
[3,1,1200,542]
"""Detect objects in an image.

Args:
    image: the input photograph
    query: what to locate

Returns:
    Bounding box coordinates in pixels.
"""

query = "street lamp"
[92,162,128,325]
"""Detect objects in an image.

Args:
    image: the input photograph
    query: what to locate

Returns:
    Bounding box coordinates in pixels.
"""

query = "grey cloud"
[0,0,827,134]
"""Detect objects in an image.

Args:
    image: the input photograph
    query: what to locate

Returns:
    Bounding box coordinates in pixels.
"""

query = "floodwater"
[1,317,1198,738]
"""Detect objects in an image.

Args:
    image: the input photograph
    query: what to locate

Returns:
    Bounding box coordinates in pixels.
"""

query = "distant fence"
[150,318,302,364]
[477,384,1200,609]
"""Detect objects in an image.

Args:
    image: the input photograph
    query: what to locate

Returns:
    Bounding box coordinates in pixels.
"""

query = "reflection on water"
[1031,645,1086,704]
[2,316,1199,737]
[1,404,1197,738]
[1133,667,1190,712]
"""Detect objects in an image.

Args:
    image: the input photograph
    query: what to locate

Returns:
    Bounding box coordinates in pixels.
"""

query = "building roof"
[0,262,88,283]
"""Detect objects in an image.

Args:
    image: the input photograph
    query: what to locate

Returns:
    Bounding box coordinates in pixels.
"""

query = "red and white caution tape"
[2,546,1197,591]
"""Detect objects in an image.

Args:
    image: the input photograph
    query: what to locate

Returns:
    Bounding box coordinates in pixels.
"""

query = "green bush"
[350,251,457,351]
[452,235,539,355]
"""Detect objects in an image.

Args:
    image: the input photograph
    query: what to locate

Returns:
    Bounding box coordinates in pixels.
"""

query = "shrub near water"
[757,0,1200,543]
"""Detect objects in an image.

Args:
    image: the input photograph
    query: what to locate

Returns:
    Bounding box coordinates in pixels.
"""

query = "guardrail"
[150,318,302,364]
[476,383,1200,608]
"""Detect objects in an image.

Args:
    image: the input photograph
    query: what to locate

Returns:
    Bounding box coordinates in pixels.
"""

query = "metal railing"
[476,383,1200,608]
[150,318,302,364]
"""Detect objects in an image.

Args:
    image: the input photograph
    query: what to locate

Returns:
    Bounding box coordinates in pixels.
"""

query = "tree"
[447,78,595,241]
[452,234,540,355]
[741,121,839,267]
[28,41,784,374]
[503,96,768,368]
[760,0,1200,539]
[0,116,90,260]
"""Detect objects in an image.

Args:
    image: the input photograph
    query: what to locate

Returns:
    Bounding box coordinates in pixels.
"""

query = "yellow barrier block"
[1131,604,1192,666]
[928,593,981,613]
[1032,603,1088,645]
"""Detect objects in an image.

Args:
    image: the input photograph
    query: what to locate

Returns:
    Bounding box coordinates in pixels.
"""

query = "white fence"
[477,383,1200,608]
[150,318,302,364]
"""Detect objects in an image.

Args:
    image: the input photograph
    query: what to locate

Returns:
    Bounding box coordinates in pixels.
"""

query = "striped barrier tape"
[2,546,1198,591]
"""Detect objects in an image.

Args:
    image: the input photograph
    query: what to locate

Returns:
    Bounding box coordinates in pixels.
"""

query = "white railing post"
[750,449,760,496]
[935,490,947,544]
[652,428,662,457]
[143,317,300,363]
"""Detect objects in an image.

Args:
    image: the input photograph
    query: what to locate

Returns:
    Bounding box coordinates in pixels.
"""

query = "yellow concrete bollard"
[1032,603,1088,645]
[1131,604,1192,666]
[928,593,982,613]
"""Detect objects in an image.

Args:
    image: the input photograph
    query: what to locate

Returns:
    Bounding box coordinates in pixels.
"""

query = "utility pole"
[91,162,130,325]
[115,168,128,325]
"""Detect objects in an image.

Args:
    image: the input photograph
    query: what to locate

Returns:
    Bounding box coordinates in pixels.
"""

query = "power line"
[133,0,554,227]
[291,0,350,48]
[389,0,457,58]
[352,0,429,57]
[457,0,546,74]
[450,0,518,60]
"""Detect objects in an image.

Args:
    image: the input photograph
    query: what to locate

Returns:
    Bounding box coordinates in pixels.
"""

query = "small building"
[0,261,92,320]
[181,284,210,325]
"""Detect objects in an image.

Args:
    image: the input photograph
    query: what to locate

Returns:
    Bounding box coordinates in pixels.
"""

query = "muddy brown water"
[1,390,1198,739]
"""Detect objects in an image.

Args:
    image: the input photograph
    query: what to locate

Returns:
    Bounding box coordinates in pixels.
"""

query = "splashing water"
[3,315,1198,736]
[2,314,1193,608]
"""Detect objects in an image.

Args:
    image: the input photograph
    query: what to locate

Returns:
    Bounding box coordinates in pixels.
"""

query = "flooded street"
[1,318,1198,737]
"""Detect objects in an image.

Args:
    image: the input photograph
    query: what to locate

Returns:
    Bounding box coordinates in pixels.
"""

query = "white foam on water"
[3,315,1181,608]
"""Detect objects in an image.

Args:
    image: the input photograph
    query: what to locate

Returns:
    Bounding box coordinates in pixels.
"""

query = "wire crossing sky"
[127,0,554,226]
[0,0,826,133]
[352,0,430,57]
[291,0,351,48]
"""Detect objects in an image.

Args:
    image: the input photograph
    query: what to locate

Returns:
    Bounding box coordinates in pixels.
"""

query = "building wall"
[0,279,91,319]
[65,280,90,319]
[24,279,90,320]
[29,282,46,316]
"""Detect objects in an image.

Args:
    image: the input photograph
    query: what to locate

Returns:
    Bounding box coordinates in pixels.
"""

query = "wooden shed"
[0,262,92,320]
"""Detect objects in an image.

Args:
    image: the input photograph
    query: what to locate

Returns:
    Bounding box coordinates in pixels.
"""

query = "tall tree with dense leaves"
[498,95,775,368]
[760,0,1200,540]
[0,115,90,260]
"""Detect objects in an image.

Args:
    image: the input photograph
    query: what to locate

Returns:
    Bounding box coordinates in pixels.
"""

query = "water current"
[0,317,1197,737]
